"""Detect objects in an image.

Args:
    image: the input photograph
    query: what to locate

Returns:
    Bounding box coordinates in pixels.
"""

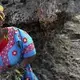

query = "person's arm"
[21,55,36,67]
[18,28,38,80]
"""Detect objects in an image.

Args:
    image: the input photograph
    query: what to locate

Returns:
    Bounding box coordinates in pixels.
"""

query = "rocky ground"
[1,0,80,80]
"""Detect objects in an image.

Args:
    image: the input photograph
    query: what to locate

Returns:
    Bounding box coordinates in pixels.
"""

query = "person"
[0,5,38,80]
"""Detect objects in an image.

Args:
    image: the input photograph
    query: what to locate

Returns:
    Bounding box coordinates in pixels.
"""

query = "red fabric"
[0,38,8,52]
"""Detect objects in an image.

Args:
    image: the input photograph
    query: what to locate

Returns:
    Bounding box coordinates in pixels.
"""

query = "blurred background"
[1,0,80,80]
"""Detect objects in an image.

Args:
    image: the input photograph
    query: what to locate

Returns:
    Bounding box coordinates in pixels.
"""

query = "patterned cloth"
[0,27,38,80]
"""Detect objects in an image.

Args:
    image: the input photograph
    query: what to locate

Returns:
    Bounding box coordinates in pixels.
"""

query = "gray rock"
[0,0,80,80]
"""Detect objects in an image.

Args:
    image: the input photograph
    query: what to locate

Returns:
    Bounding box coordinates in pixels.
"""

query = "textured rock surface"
[0,0,80,80]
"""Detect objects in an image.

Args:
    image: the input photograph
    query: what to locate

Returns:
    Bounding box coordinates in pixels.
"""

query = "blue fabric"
[0,27,38,80]
[21,64,38,80]
[23,49,36,58]
[14,27,38,80]
[0,56,3,66]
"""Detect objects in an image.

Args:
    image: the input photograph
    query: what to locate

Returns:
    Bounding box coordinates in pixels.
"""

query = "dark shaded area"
[54,11,71,33]
[69,34,80,39]
[20,0,26,5]
[1,0,8,5]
